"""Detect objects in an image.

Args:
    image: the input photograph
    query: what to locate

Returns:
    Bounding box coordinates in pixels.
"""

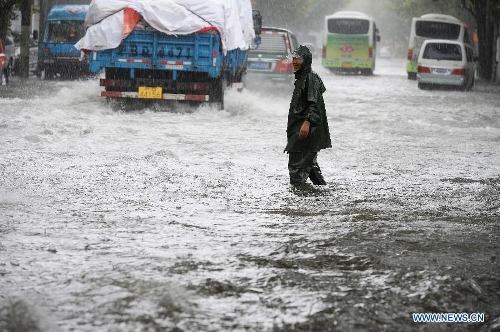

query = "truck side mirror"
[33,30,38,40]
[253,10,262,36]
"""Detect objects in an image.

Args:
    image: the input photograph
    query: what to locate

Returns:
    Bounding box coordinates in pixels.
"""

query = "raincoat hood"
[291,45,313,78]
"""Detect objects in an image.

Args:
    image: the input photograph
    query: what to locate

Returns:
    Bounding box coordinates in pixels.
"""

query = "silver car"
[12,36,39,75]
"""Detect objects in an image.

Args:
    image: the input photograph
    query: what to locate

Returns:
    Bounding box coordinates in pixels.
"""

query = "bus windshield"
[415,21,461,39]
[328,19,369,35]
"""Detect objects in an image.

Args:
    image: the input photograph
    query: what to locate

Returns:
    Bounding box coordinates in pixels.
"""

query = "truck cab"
[38,4,89,79]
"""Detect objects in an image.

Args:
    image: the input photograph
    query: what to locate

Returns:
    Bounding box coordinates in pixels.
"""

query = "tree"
[251,0,316,32]
[19,0,31,78]
[460,0,500,80]
[0,0,18,40]
[395,0,500,81]
[0,0,34,78]
[251,0,349,35]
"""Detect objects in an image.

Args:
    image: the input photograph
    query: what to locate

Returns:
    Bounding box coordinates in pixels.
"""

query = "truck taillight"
[275,58,293,72]
[451,68,466,75]
[100,79,120,87]
[417,66,430,73]
[188,83,210,91]
[407,49,413,60]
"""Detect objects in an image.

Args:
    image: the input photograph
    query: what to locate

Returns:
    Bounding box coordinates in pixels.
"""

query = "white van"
[417,40,475,90]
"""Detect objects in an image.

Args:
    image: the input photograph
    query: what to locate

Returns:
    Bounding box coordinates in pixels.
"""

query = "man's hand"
[298,120,310,139]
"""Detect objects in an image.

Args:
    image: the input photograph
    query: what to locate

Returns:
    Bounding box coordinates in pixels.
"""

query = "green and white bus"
[322,11,380,75]
[407,13,470,80]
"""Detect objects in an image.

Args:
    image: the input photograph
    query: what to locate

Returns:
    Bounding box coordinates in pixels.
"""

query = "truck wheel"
[210,77,224,110]
[44,69,55,80]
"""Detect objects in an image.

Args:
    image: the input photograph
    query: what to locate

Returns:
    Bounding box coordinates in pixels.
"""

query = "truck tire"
[44,69,55,80]
[35,65,42,78]
[210,77,224,110]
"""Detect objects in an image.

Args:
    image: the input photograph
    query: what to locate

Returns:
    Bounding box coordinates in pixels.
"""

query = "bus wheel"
[418,83,432,90]
[361,69,373,76]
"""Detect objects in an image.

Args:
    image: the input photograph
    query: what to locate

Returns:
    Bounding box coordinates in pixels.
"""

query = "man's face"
[292,56,303,72]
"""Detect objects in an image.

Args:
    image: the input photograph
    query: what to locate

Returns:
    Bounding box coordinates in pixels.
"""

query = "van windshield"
[423,43,462,61]
[45,20,84,43]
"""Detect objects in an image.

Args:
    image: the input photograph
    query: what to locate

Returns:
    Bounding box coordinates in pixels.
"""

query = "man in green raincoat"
[284,45,332,186]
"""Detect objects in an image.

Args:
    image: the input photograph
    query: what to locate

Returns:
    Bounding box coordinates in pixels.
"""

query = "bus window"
[416,21,461,39]
[328,19,369,35]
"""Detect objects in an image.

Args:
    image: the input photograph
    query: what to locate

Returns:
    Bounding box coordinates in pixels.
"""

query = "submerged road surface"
[1,58,499,331]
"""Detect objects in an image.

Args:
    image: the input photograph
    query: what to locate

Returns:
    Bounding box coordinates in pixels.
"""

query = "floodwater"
[1,58,499,332]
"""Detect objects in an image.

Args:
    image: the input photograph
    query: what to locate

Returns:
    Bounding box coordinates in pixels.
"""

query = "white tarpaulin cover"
[75,0,255,54]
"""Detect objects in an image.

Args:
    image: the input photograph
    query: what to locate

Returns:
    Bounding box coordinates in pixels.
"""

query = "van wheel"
[418,83,432,90]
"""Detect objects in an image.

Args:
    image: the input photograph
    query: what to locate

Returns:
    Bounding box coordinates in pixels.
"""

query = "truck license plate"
[138,87,163,99]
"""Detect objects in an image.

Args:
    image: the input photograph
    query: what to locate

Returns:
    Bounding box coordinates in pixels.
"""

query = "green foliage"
[251,0,315,30]
[251,0,349,33]
[0,0,35,39]
[0,1,17,39]
[400,0,465,18]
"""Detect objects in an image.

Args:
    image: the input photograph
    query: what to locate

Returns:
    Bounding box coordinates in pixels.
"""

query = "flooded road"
[1,58,499,332]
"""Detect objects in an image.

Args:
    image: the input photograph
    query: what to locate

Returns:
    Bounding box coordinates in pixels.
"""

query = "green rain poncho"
[285,45,332,153]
